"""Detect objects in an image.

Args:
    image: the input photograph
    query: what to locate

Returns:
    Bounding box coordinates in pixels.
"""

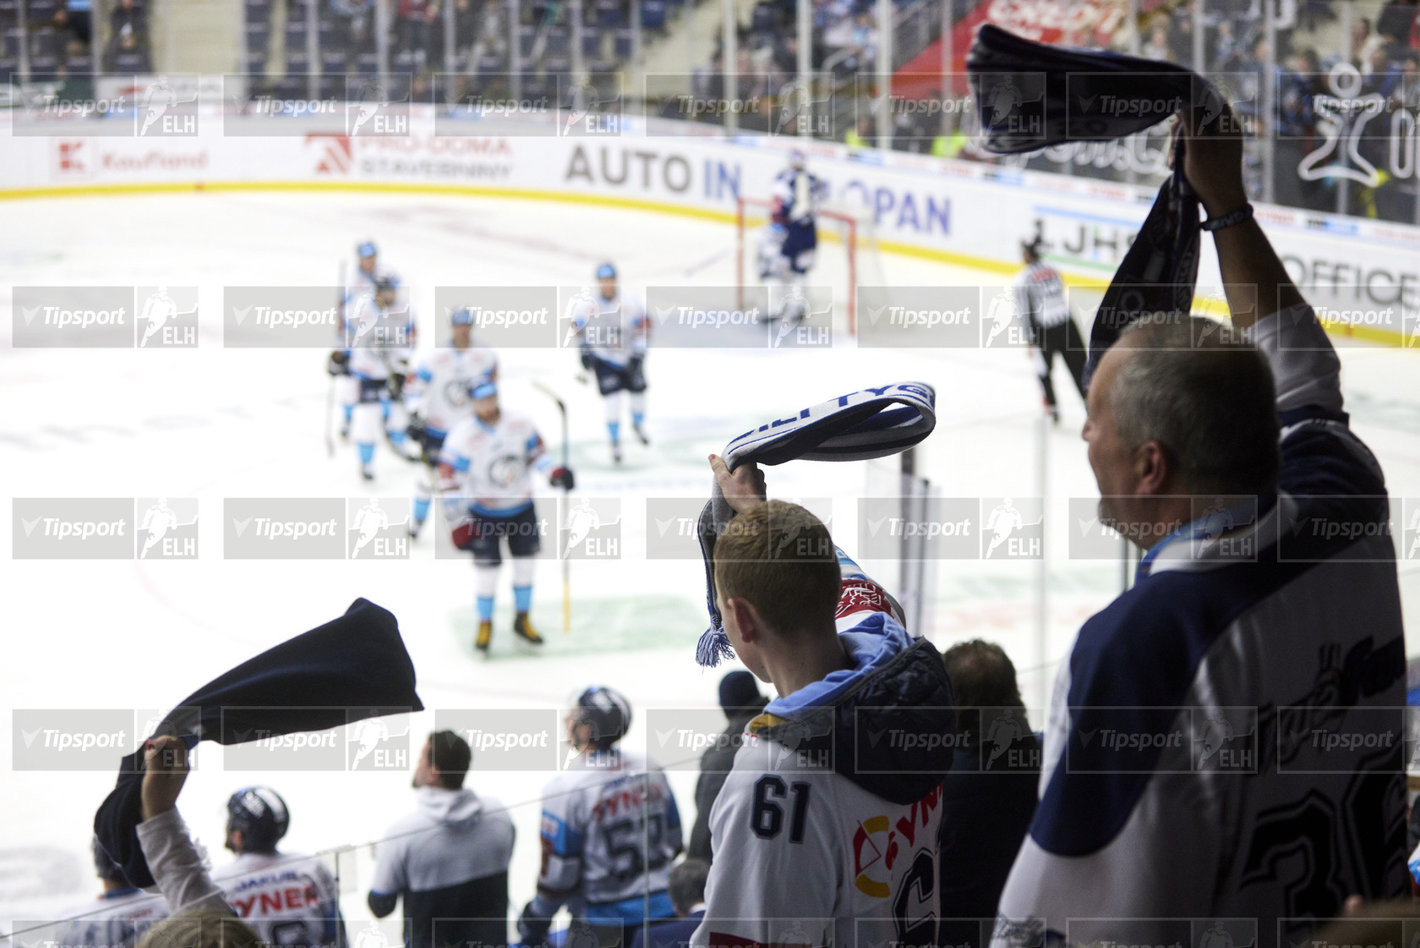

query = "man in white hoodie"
[369,730,516,948]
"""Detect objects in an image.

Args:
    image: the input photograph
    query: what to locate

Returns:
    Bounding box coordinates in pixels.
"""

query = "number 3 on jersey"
[751,776,810,842]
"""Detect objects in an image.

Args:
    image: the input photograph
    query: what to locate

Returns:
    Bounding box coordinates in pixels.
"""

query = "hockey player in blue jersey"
[758,149,828,325]
[518,686,683,948]
[567,263,649,465]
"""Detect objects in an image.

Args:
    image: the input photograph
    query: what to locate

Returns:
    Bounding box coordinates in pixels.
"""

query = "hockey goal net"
[735,197,878,336]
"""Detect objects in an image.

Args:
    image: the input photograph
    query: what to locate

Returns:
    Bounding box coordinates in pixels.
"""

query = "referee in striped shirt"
[1013,237,1087,424]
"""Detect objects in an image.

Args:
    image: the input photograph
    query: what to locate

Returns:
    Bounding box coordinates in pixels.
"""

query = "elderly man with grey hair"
[994,104,1407,948]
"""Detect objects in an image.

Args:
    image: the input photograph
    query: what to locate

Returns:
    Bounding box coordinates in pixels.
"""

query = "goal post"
[735,196,869,336]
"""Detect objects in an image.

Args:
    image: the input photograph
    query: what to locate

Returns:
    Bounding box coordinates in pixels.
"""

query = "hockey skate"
[611,442,623,465]
[360,462,375,482]
[475,619,493,653]
[633,423,650,446]
[513,611,544,646]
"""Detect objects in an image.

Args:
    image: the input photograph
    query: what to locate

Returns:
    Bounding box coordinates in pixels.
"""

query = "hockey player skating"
[437,381,574,653]
[211,787,347,948]
[1013,236,1087,424]
[567,263,649,464]
[404,306,498,540]
[518,686,683,948]
[758,149,828,324]
[333,241,388,440]
[332,275,417,481]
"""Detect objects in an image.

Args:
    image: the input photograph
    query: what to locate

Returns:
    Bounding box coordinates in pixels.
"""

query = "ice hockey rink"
[4,188,1420,941]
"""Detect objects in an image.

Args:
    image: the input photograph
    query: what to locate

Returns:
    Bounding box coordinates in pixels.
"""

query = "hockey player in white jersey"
[332,240,386,440]
[690,457,955,948]
[52,839,169,948]
[758,149,828,325]
[437,381,573,652]
[518,686,684,948]
[567,263,648,464]
[404,306,499,540]
[212,787,347,948]
[1012,235,1086,424]
[339,275,417,481]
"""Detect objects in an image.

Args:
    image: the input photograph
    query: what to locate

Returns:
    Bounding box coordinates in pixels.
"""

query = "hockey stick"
[325,261,346,459]
[532,379,572,635]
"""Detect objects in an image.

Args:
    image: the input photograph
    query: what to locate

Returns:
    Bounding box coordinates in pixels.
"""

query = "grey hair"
[1109,314,1279,495]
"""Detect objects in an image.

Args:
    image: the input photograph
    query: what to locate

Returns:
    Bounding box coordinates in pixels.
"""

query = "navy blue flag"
[968,23,1222,384]
[94,598,423,888]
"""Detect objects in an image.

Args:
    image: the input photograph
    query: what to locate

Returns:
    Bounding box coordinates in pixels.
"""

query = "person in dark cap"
[687,670,769,863]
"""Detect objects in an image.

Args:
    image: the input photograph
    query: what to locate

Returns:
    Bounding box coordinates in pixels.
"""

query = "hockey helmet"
[375,274,401,294]
[569,686,631,746]
[357,241,378,259]
[594,262,617,281]
[451,306,475,326]
[787,148,806,170]
[226,786,290,853]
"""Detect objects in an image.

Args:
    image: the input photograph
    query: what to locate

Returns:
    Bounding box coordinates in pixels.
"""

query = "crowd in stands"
[0,0,151,81]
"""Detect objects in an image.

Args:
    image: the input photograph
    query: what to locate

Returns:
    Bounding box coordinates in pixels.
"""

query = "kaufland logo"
[54,140,87,176]
[309,134,353,175]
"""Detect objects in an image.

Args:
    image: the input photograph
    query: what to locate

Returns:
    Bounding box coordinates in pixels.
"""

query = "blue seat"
[640,0,666,29]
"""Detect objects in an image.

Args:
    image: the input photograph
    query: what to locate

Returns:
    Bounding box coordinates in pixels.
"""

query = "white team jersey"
[438,410,549,515]
[566,289,648,367]
[409,346,498,436]
[693,554,950,948]
[771,169,827,225]
[537,749,683,926]
[213,852,346,948]
[345,295,416,381]
[51,889,168,948]
[1012,263,1072,331]
[994,304,1408,948]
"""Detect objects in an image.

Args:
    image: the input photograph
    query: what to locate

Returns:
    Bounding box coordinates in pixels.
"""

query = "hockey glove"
[517,899,555,948]
[549,467,575,491]
[579,349,596,372]
[627,354,644,375]
[388,372,407,399]
[327,350,350,376]
[450,517,477,551]
[405,413,427,444]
